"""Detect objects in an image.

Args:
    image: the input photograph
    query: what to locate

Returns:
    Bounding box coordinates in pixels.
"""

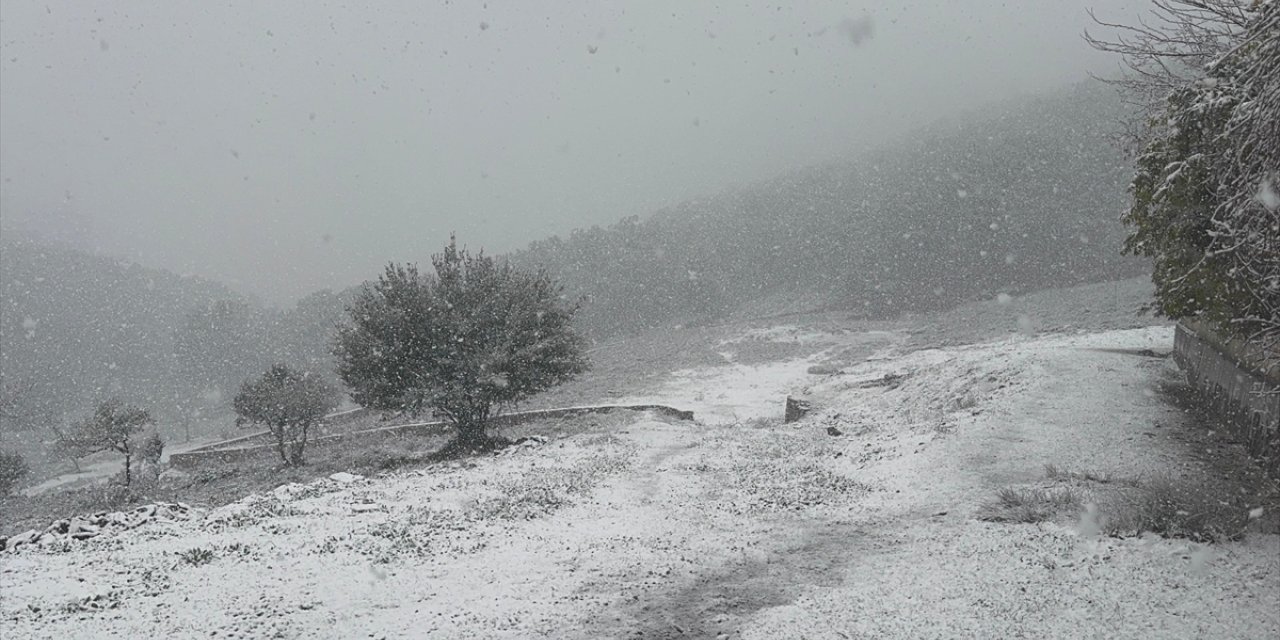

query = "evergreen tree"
[335,237,589,449]
[1093,0,1279,345]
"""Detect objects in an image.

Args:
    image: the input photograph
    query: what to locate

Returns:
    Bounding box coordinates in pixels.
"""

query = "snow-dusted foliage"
[233,365,339,466]
[1093,1,1279,345]
[334,237,589,446]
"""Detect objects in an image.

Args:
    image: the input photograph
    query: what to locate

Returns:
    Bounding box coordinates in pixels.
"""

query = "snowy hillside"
[3,322,1276,639]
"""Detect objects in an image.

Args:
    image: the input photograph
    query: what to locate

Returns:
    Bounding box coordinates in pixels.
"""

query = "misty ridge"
[511,81,1147,335]
[0,80,1146,433]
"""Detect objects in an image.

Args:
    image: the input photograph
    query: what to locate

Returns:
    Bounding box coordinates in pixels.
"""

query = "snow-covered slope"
[2,326,1276,639]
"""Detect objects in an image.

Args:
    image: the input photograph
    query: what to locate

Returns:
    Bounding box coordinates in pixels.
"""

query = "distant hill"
[509,80,1148,337]
[0,237,350,430]
[0,237,241,420]
[0,80,1150,431]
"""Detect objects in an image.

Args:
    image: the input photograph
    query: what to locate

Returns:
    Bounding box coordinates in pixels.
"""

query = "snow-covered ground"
[2,325,1277,639]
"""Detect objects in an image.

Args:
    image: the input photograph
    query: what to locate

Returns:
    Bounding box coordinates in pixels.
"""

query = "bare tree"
[1085,0,1254,141]
[66,399,155,486]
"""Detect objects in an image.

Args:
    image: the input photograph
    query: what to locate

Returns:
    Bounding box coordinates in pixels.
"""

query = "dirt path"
[581,327,1279,639]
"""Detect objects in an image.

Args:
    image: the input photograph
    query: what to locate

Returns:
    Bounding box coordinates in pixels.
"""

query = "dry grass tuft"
[980,486,1084,523]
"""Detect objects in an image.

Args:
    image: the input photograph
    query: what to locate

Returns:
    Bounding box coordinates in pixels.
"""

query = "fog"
[1,0,1143,302]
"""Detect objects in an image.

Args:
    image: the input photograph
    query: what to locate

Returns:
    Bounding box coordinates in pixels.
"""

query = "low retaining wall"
[168,404,693,469]
[1173,322,1279,472]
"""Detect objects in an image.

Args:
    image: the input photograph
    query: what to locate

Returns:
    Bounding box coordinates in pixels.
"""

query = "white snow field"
[3,326,1277,639]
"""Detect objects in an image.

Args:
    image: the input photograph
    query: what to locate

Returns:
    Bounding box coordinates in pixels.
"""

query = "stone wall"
[169,404,694,469]
[1173,322,1279,473]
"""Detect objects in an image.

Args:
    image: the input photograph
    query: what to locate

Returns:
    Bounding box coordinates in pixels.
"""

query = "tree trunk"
[274,426,290,465]
[123,452,132,486]
[290,423,309,466]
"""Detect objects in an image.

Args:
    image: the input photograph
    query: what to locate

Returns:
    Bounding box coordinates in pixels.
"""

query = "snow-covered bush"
[335,236,589,449]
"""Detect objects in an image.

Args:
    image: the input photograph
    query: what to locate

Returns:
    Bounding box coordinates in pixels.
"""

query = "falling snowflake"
[1257,178,1279,211]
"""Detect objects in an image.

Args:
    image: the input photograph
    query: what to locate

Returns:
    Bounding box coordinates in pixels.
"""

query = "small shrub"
[732,461,871,509]
[980,486,1084,523]
[467,453,629,521]
[176,547,216,566]
[222,542,254,558]
[315,534,348,555]
[1104,475,1251,543]
[361,509,474,562]
[0,449,30,495]
[470,482,570,521]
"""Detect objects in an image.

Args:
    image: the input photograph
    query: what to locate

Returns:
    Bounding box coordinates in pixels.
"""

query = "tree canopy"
[233,364,339,466]
[1093,0,1279,346]
[335,238,589,445]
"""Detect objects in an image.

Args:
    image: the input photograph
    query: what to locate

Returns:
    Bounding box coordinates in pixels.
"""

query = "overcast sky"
[0,0,1146,303]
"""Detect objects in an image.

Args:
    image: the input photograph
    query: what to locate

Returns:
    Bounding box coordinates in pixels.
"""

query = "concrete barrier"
[168,404,694,469]
[1173,322,1279,474]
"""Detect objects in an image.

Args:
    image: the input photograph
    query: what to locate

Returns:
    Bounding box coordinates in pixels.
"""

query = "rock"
[273,482,306,499]
[5,529,40,550]
[69,519,100,536]
[44,519,70,535]
[328,472,363,484]
[350,504,379,513]
[784,396,813,423]
[826,426,843,437]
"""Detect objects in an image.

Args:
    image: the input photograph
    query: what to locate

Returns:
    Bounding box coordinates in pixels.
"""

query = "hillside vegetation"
[0,238,351,438]
[510,81,1148,337]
